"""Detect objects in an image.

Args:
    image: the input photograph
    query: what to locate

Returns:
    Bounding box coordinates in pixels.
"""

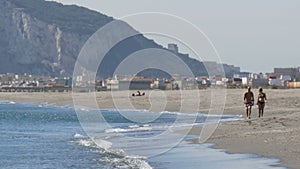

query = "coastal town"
[0,42,299,92]
[0,66,299,92]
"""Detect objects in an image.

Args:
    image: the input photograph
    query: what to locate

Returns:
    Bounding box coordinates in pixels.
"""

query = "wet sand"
[0,89,299,168]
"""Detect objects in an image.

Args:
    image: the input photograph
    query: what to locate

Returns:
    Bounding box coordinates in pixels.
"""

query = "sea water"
[0,101,286,169]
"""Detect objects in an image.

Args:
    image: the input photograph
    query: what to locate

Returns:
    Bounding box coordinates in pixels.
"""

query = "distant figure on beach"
[257,88,267,118]
[244,86,254,119]
[132,91,145,97]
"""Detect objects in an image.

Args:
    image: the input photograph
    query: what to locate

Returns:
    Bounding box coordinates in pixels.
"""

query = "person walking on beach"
[244,86,254,119]
[257,88,267,118]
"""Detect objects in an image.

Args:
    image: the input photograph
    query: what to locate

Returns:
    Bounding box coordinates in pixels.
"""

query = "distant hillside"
[0,0,240,78]
[8,0,113,34]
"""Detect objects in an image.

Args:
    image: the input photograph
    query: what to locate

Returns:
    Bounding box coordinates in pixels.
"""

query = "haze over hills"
[0,0,240,78]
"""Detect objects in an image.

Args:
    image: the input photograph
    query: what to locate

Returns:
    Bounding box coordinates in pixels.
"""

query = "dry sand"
[1,89,299,168]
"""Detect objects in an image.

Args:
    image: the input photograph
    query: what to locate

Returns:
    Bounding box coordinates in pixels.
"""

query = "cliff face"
[0,0,98,76]
[0,0,165,77]
[0,0,239,78]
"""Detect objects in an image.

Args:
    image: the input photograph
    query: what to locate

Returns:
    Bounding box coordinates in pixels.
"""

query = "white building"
[280,75,292,82]
[269,79,282,86]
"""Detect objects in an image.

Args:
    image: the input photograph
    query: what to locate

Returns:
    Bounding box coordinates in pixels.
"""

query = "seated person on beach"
[257,88,267,118]
[132,91,145,97]
[244,86,254,119]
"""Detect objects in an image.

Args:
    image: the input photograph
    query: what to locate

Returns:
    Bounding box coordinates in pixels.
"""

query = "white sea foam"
[78,139,94,147]
[74,136,153,169]
[0,100,16,104]
[105,126,152,134]
[73,133,85,139]
[129,124,139,128]
[115,156,153,169]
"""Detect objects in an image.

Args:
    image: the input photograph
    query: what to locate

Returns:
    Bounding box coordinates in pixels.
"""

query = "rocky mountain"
[0,0,239,78]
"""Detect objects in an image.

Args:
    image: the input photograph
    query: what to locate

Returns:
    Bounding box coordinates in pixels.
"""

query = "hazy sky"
[53,0,300,73]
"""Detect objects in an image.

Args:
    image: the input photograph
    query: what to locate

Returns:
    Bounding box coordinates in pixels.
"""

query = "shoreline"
[1,89,299,169]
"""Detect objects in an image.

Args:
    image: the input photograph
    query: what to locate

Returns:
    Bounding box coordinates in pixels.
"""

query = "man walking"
[244,86,254,119]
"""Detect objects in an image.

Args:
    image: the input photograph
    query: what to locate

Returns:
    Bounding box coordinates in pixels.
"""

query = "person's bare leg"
[246,107,249,119]
[249,107,252,119]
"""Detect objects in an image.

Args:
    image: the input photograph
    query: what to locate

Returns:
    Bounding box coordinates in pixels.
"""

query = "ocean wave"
[105,126,152,134]
[73,133,85,139]
[0,100,16,104]
[73,135,152,169]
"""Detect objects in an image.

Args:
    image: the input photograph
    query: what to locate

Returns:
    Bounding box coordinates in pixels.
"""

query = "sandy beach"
[1,89,299,169]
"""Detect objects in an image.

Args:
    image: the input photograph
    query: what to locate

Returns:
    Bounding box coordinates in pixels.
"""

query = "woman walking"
[257,88,267,118]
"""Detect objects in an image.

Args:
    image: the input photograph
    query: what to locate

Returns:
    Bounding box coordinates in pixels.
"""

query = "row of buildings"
[101,67,300,90]
[95,67,300,91]
[101,75,196,91]
[1,67,300,92]
[0,73,72,92]
[232,67,300,88]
